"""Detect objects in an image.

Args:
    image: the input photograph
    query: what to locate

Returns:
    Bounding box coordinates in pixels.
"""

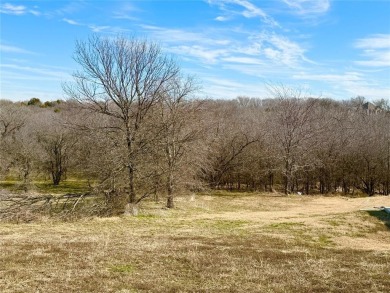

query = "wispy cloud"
[202,76,269,98]
[62,18,81,26]
[0,44,34,54]
[355,34,390,50]
[88,25,129,33]
[1,63,70,81]
[62,18,129,33]
[0,62,71,100]
[222,56,264,65]
[282,0,330,15]
[208,0,279,27]
[255,32,312,67]
[113,3,140,21]
[293,71,363,83]
[0,2,40,16]
[141,23,310,72]
[215,15,229,21]
[140,25,232,46]
[169,45,229,64]
[354,34,390,67]
[0,3,26,15]
[293,70,390,99]
[54,1,85,16]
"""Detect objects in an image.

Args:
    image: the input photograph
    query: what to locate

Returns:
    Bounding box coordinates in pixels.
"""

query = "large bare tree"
[268,85,322,195]
[64,35,181,212]
[156,77,199,208]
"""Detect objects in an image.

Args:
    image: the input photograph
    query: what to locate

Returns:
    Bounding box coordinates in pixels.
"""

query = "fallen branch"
[0,192,95,221]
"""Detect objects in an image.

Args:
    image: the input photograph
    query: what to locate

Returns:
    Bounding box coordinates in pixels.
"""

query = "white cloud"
[355,34,390,50]
[0,2,41,16]
[222,56,264,65]
[113,3,140,21]
[233,0,269,18]
[255,32,311,67]
[215,15,229,21]
[282,0,330,15]
[88,25,129,34]
[1,63,70,80]
[355,55,390,67]
[354,34,390,67]
[0,3,26,15]
[0,62,72,101]
[140,25,232,47]
[0,44,34,54]
[169,45,229,64]
[201,76,268,98]
[208,0,279,27]
[89,25,111,32]
[29,10,41,16]
[292,71,390,99]
[62,18,81,26]
[293,72,363,82]
[141,24,310,74]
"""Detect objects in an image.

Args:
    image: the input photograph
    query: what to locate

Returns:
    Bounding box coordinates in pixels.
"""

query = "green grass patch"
[34,180,92,194]
[0,179,92,194]
[326,219,342,227]
[267,222,305,229]
[135,213,159,219]
[213,219,248,230]
[193,219,249,232]
[316,234,334,247]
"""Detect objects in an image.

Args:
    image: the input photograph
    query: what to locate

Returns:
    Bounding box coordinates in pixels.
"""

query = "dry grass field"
[1,191,390,292]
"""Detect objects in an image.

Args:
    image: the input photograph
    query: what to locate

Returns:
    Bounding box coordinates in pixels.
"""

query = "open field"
[1,192,390,292]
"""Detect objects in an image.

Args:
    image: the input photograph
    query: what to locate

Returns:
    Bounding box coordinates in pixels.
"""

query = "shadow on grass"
[367,210,390,230]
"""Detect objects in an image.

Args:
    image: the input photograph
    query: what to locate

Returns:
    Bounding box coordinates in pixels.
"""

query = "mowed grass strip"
[1,193,389,293]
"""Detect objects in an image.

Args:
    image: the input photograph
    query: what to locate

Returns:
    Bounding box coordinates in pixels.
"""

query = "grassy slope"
[0,192,389,293]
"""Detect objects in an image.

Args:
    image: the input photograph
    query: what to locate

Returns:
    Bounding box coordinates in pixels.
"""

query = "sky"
[0,0,389,102]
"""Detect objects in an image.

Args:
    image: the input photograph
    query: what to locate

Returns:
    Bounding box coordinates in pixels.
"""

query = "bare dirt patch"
[187,194,390,251]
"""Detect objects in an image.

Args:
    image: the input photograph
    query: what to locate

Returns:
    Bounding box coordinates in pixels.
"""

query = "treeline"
[1,36,389,213]
[1,94,389,198]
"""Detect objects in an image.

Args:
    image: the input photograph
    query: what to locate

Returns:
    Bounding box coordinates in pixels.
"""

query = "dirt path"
[195,196,390,222]
[192,195,390,251]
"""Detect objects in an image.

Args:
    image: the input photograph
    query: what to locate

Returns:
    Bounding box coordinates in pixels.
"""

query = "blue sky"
[1,0,389,101]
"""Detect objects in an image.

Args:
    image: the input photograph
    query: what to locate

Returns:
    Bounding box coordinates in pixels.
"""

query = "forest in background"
[1,36,389,215]
[1,94,389,203]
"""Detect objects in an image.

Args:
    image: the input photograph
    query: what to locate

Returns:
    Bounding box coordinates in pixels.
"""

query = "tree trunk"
[128,166,136,203]
[52,172,61,186]
[166,171,174,208]
[167,195,174,209]
[126,129,137,204]
[268,172,274,192]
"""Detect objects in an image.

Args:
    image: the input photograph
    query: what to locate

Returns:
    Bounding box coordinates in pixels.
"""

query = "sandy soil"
[192,195,390,251]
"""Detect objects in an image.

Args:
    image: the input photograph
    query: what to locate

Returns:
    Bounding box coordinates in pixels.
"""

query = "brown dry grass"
[1,192,390,292]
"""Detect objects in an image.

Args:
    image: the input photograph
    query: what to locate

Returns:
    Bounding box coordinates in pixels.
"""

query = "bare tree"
[0,100,26,139]
[63,35,182,212]
[157,77,199,208]
[199,101,259,189]
[268,85,322,195]
[0,101,30,180]
[35,110,78,186]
